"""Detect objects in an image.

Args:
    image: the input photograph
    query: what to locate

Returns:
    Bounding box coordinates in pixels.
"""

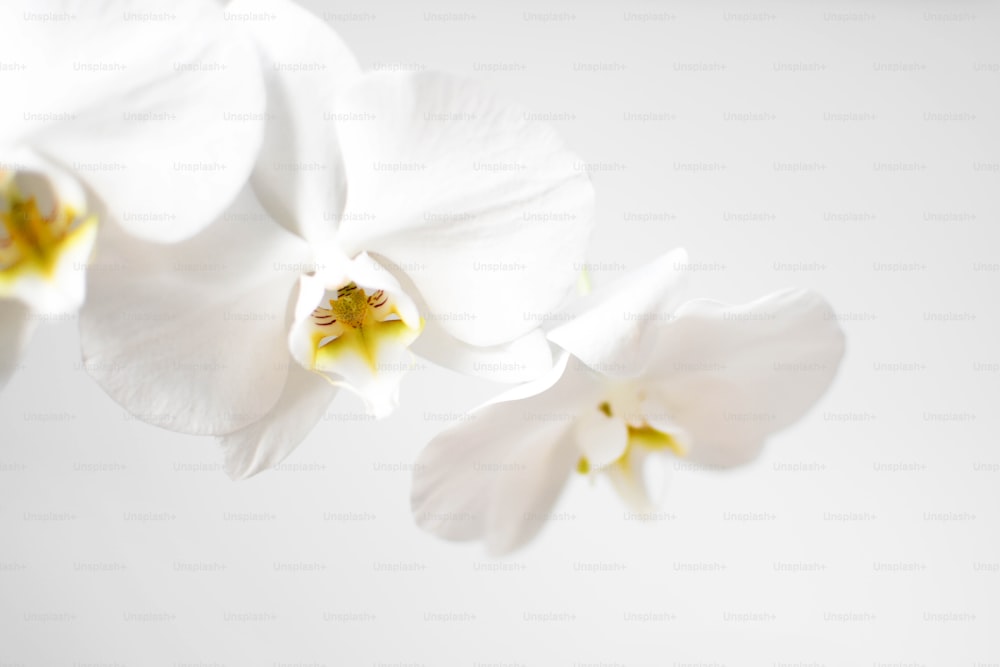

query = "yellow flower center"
[0,174,96,283]
[576,400,685,474]
[312,282,393,330]
[327,283,375,328]
[308,282,420,371]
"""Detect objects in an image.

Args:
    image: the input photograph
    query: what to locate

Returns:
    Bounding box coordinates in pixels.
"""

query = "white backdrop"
[2,1,998,665]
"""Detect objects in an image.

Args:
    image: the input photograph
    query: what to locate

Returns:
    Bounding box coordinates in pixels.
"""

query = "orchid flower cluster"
[1,0,845,553]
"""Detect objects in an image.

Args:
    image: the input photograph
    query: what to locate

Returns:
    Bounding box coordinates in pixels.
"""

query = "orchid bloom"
[0,0,264,389]
[79,0,595,480]
[411,249,847,554]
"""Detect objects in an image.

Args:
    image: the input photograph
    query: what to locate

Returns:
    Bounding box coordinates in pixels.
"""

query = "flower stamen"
[1,189,79,275]
[305,281,419,372]
[0,172,97,308]
[289,274,424,417]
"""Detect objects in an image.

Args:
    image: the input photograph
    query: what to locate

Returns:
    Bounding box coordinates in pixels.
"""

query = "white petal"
[643,289,846,467]
[9,0,266,242]
[221,362,338,480]
[0,299,34,392]
[333,71,595,348]
[484,429,579,555]
[410,310,553,383]
[548,248,689,377]
[573,410,628,469]
[376,259,554,382]
[79,188,309,434]
[412,353,602,548]
[232,0,361,242]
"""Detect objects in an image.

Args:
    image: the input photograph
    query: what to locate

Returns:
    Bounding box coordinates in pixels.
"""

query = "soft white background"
[2,1,998,665]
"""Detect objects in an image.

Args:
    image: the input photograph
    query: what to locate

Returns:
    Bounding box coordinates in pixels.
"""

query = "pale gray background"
[2,1,999,665]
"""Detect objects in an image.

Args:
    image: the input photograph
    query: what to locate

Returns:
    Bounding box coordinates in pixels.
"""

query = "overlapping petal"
[548,248,688,377]
[79,190,309,434]
[412,354,602,550]
[410,322,553,384]
[221,362,338,480]
[483,427,579,555]
[232,0,360,242]
[1,0,266,242]
[333,72,595,351]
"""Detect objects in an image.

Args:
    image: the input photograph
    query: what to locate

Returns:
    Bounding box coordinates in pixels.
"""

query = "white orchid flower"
[0,0,265,388]
[411,249,847,554]
[79,0,595,480]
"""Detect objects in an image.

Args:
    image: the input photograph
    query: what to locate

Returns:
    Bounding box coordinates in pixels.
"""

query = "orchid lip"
[0,173,90,275]
[0,169,98,313]
[289,268,424,417]
[308,281,417,370]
